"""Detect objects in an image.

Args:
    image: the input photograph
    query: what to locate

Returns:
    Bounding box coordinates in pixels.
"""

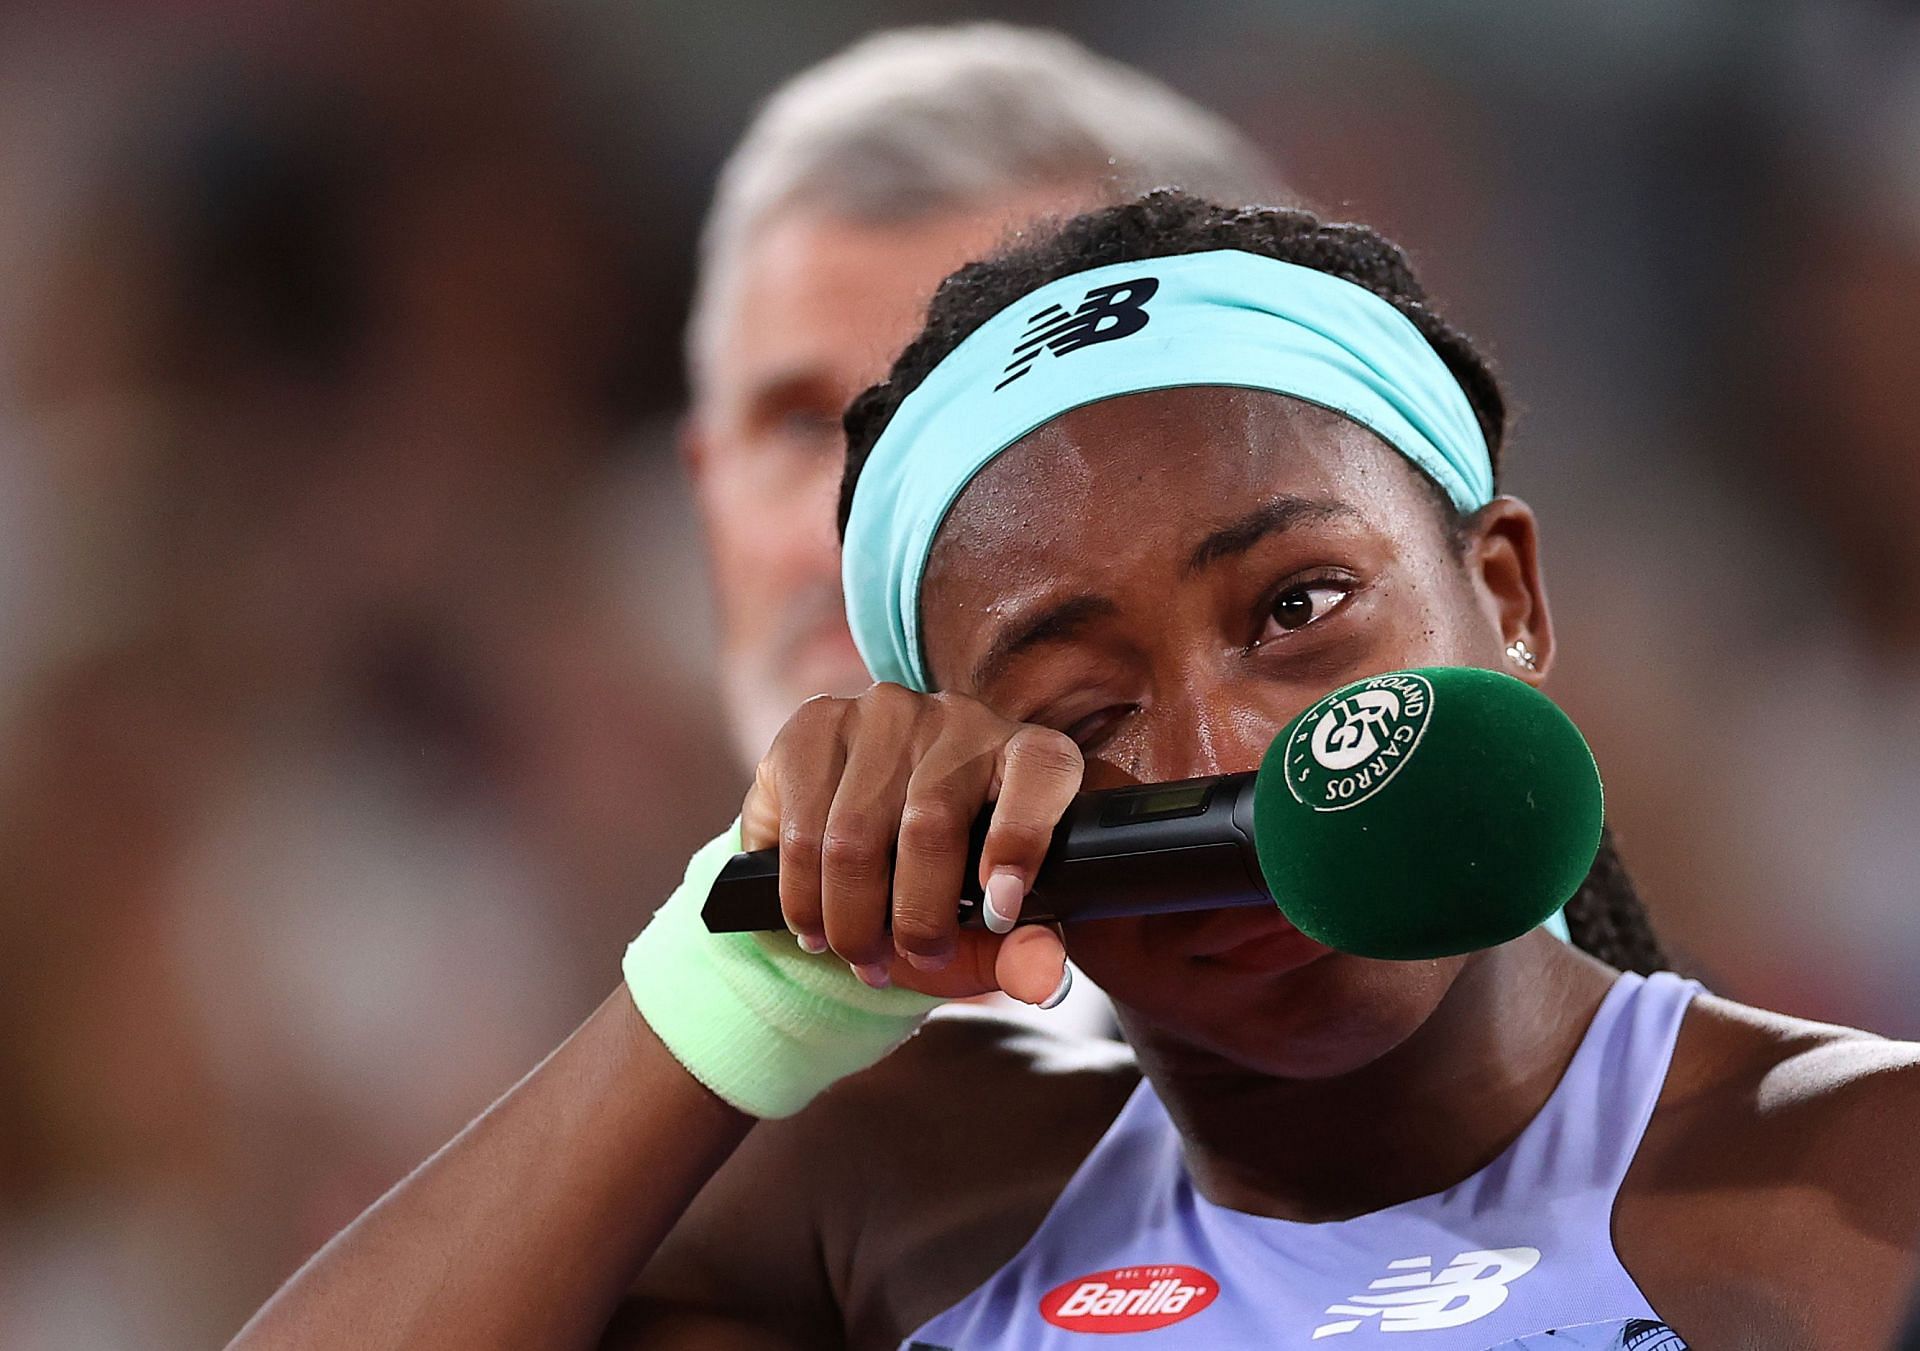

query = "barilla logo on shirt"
[1039,1264,1219,1333]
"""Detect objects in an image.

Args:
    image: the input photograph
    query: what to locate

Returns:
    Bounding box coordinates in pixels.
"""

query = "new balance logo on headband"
[996,276,1159,389]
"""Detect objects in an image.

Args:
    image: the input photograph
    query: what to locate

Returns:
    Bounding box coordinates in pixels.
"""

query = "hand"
[741,684,1083,1006]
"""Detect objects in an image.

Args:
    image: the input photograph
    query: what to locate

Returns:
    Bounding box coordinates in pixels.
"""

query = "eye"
[776,407,841,449]
[1062,703,1139,753]
[1261,580,1353,638]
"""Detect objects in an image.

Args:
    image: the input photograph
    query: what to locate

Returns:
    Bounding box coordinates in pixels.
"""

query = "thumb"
[993,923,1070,1007]
[883,924,1069,1007]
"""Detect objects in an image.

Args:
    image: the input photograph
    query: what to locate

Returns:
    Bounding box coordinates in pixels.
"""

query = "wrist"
[623,825,942,1118]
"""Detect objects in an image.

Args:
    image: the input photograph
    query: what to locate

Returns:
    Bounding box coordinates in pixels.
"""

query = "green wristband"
[623,824,943,1119]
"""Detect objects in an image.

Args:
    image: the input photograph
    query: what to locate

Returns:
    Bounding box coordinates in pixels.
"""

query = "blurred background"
[1,0,1917,1345]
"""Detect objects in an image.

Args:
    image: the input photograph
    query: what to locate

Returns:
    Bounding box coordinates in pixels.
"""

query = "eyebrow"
[1182,495,1357,576]
[964,495,1357,692]
[970,594,1120,692]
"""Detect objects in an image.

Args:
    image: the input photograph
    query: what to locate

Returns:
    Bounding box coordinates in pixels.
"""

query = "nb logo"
[1312,1247,1541,1339]
[996,276,1159,389]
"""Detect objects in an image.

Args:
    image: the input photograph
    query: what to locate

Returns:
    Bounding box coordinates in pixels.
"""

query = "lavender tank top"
[905,971,1698,1351]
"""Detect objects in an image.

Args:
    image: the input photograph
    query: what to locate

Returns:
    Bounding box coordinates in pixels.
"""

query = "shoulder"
[1665,991,1920,1179]
[1688,995,1920,1235]
[1624,989,1920,1343]
[635,1009,1138,1348]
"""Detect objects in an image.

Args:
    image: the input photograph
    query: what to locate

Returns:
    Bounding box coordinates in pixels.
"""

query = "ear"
[1462,495,1554,683]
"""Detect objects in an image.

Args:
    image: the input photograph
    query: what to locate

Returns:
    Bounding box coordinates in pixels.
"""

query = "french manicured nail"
[1038,962,1073,1010]
[853,961,892,989]
[983,870,1023,935]
[905,949,953,973]
[796,932,828,954]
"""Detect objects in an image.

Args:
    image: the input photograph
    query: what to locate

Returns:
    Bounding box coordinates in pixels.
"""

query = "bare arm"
[1629,997,1920,1346]
[231,684,1086,1350]
[229,990,754,1351]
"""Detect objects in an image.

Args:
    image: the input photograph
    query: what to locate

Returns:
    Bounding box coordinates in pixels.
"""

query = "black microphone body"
[699,774,1269,934]
[699,668,1606,960]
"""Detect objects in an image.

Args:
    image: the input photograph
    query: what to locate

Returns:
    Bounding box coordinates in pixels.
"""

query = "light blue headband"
[841,248,1496,694]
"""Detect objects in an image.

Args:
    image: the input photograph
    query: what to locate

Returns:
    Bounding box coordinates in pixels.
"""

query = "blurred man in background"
[679,23,1284,765]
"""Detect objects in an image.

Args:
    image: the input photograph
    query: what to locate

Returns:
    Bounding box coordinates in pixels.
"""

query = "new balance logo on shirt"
[911,1243,1686,1348]
[1313,1247,1542,1338]
[996,276,1159,389]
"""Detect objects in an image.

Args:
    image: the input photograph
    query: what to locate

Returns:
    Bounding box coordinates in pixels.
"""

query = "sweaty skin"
[230,387,1920,1351]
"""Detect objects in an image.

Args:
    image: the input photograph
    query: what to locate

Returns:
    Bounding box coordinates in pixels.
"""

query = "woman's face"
[921,386,1552,1079]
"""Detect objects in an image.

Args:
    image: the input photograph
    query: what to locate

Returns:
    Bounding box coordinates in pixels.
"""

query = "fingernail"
[905,949,952,973]
[1038,962,1073,1010]
[796,932,828,954]
[853,961,892,989]
[983,870,1023,935]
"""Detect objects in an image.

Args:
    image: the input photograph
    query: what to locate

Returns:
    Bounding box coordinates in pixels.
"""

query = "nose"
[1131,689,1287,784]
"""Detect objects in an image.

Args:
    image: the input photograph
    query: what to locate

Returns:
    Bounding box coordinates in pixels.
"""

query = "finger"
[994,924,1070,1006]
[890,747,996,974]
[979,725,1084,930]
[820,687,920,983]
[740,761,784,853]
[882,927,1004,1000]
[751,699,848,952]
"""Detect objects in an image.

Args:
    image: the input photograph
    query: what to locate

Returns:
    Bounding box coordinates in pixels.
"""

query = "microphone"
[700,667,1604,960]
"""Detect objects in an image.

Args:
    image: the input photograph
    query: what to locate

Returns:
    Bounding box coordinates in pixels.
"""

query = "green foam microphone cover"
[1252,667,1604,960]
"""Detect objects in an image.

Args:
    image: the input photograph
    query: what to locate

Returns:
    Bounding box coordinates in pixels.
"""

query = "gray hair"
[687,23,1285,391]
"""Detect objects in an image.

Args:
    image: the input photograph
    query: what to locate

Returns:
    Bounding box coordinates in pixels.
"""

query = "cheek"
[702,427,843,511]
[1364,560,1494,670]
[704,464,841,574]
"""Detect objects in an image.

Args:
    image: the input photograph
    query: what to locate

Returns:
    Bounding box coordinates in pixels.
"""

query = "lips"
[1188,909,1332,973]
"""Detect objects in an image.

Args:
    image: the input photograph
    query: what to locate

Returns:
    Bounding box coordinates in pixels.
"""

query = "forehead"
[924,386,1440,603]
[700,193,1098,411]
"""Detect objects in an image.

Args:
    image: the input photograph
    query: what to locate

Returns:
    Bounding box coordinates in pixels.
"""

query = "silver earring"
[1506,639,1538,672]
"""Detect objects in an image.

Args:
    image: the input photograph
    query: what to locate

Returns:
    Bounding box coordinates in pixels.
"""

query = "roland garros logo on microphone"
[1286,672,1434,812]
[1039,1264,1219,1333]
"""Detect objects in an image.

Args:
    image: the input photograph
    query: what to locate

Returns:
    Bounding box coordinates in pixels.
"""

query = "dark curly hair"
[840,191,1508,536]
[838,190,1667,976]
